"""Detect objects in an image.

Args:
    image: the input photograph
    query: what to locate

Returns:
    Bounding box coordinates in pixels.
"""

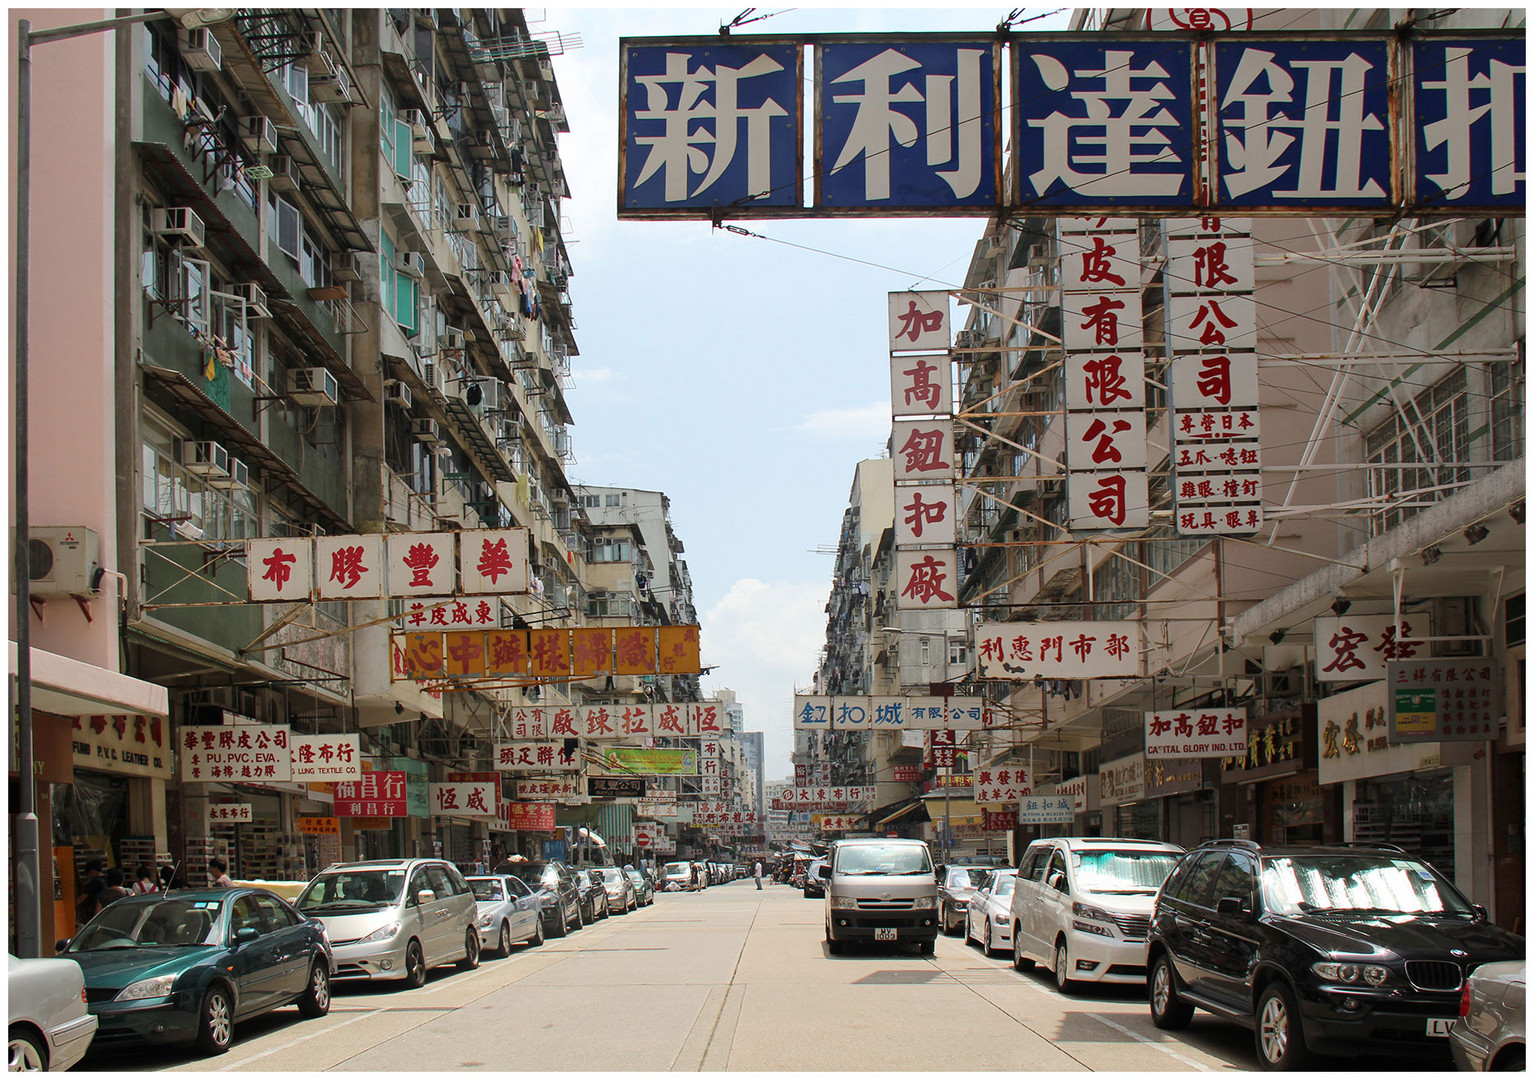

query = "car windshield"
[991,874,1018,900]
[466,878,504,902]
[70,898,222,950]
[297,870,405,911]
[1074,850,1181,894]
[1261,855,1475,917]
[836,844,932,876]
[663,862,689,876]
[946,868,988,889]
[624,870,644,883]
[501,862,555,889]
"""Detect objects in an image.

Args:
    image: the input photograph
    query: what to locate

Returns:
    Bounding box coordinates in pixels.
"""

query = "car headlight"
[310,919,326,937]
[477,913,494,928]
[1071,901,1115,923]
[1313,962,1391,985]
[116,975,177,1001]
[355,921,402,945]
[993,911,1009,924]
[913,896,937,910]
[831,896,858,910]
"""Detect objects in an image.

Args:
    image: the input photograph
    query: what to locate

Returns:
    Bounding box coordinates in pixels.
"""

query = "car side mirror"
[1047,872,1067,893]
[817,865,831,880]
[54,938,71,953]
[1216,896,1249,916]
[1474,904,1489,922]
[233,926,262,944]
[416,889,436,904]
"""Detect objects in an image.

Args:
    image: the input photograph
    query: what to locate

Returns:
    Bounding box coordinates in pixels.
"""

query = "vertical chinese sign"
[1164,217,1262,536]
[890,290,957,610]
[1059,217,1149,529]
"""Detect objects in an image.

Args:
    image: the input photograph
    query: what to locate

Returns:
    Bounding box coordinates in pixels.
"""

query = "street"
[71,878,1443,1073]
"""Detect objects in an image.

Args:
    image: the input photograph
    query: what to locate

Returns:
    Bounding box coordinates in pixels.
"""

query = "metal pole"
[13,19,43,959]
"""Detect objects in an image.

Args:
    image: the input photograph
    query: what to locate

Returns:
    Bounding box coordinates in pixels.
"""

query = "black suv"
[1147,840,1524,1070]
[495,858,583,937]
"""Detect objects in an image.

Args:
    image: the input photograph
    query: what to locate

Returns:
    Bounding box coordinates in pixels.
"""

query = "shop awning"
[12,643,169,718]
[870,797,930,829]
[921,795,982,827]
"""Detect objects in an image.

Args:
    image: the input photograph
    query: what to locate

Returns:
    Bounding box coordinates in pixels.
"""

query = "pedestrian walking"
[131,864,158,894]
[753,859,763,890]
[207,856,233,888]
[102,867,132,904]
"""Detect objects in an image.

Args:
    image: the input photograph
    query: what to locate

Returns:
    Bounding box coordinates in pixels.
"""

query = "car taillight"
[81,987,88,1005]
[1460,983,1472,1018]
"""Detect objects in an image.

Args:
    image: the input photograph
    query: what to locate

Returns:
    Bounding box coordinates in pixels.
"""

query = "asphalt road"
[77,879,1441,1072]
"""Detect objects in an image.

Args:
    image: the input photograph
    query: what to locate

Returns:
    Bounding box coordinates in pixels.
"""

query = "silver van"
[295,858,480,988]
[819,838,939,955]
[1009,837,1183,992]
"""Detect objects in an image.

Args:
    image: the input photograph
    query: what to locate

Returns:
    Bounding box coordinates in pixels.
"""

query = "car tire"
[826,923,843,955]
[1012,930,1035,971]
[8,1026,48,1072]
[497,921,513,957]
[983,923,1000,958]
[297,959,331,1018]
[1255,981,1312,1071]
[1054,938,1075,994]
[195,984,235,1055]
[459,927,481,971]
[1149,953,1194,1030]
[1492,1049,1526,1072]
[919,939,936,956]
[528,916,545,947]
[548,908,568,938]
[402,940,427,989]
[572,904,585,931]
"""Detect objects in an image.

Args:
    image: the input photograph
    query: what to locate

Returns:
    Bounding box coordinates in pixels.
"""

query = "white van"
[1009,837,1183,992]
[820,838,939,955]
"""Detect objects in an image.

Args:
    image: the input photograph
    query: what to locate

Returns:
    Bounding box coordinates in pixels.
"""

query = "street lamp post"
[12,8,230,957]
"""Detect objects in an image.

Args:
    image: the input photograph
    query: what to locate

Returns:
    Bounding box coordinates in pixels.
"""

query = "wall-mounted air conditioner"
[151,206,207,249]
[310,68,353,104]
[466,378,502,413]
[266,154,301,192]
[230,282,271,319]
[385,379,413,409]
[395,251,426,279]
[181,28,221,72]
[287,367,340,407]
[411,418,443,446]
[329,251,361,283]
[401,108,429,136]
[28,526,100,598]
[181,440,231,477]
[452,203,479,230]
[439,328,465,352]
[207,457,250,491]
[241,116,278,155]
[421,361,448,398]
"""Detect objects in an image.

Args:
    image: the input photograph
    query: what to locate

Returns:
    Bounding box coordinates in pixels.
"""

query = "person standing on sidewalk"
[753,860,763,890]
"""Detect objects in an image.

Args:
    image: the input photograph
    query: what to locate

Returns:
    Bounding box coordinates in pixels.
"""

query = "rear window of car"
[467,879,504,901]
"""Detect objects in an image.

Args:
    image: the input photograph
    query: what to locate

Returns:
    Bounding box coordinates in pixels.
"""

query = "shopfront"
[1217,706,1331,844]
[1100,754,1157,838]
[1144,757,1215,848]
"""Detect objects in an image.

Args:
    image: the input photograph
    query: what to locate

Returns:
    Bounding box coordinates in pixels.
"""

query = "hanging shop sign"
[976,621,1141,680]
[636,800,679,819]
[516,777,582,799]
[208,803,252,824]
[1387,659,1502,742]
[248,529,529,601]
[297,816,340,835]
[1318,681,1445,785]
[983,810,1018,831]
[1145,707,1247,758]
[1219,707,1314,783]
[494,741,582,772]
[334,771,409,817]
[72,713,172,779]
[975,764,1031,805]
[812,814,861,831]
[770,787,877,810]
[1053,775,1088,814]
[500,801,556,831]
[619,33,1524,218]
[588,777,646,799]
[1098,754,1145,807]
[392,627,704,682]
[1315,614,1424,683]
[290,734,362,781]
[892,764,923,783]
[179,724,291,783]
[1016,794,1077,824]
[600,747,698,776]
[429,781,498,818]
[790,695,993,730]
[1144,757,1211,798]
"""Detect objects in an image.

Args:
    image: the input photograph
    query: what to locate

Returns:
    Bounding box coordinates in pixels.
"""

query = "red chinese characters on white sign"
[397,597,503,630]
[179,724,292,783]
[208,803,253,823]
[1315,615,1424,683]
[316,534,384,599]
[247,538,314,602]
[976,621,1141,680]
[974,765,1031,805]
[895,548,958,610]
[891,419,955,482]
[290,734,362,780]
[894,483,957,548]
[429,781,498,818]
[386,532,454,597]
[458,528,529,594]
[493,741,581,771]
[1145,708,1248,758]
[891,353,953,417]
[887,290,951,352]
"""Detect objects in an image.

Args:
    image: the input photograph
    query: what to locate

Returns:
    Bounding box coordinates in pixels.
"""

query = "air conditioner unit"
[230,282,270,319]
[266,154,301,192]
[401,108,429,137]
[456,80,473,102]
[151,206,207,249]
[287,367,341,407]
[452,203,479,230]
[241,115,278,155]
[496,419,519,445]
[310,69,353,104]
[421,361,448,397]
[181,440,231,477]
[439,328,466,352]
[384,379,413,409]
[395,251,426,279]
[181,27,222,72]
[329,251,362,283]
[466,378,502,413]
[207,457,250,491]
[497,318,525,341]
[27,526,100,598]
[411,417,442,446]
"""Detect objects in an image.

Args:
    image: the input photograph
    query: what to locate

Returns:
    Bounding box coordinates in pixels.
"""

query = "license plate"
[873,927,897,941]
[1426,1018,1453,1037]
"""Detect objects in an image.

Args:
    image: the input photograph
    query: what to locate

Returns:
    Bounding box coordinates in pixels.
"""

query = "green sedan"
[64,887,333,1056]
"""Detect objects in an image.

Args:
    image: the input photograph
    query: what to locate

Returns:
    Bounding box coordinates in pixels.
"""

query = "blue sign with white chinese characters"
[1214,40,1393,208]
[816,40,999,210]
[620,40,802,214]
[1012,38,1196,208]
[1413,38,1526,211]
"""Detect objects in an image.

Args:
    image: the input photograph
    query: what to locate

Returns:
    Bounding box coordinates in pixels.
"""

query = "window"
[267,191,301,260]
[1169,851,1225,907]
[377,229,418,334]
[919,638,931,667]
[1208,852,1256,908]
[605,493,621,507]
[1490,354,1524,463]
[591,537,631,564]
[1365,367,1470,532]
[949,641,967,667]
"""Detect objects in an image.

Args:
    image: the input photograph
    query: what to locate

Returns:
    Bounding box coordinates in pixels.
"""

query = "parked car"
[660,861,693,891]
[496,858,583,938]
[464,875,544,956]
[950,854,1006,868]
[939,866,992,936]
[822,838,939,955]
[1450,959,1525,1071]
[803,859,828,899]
[62,888,331,1056]
[8,953,98,1071]
[624,866,656,907]
[966,868,1019,958]
[571,869,610,921]
[1146,840,1526,1071]
[591,867,637,914]
[295,859,478,989]
[1011,836,1185,992]
[691,862,710,889]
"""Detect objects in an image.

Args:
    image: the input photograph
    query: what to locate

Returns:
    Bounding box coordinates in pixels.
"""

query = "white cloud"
[700,578,828,781]
[795,403,891,441]
[576,366,617,384]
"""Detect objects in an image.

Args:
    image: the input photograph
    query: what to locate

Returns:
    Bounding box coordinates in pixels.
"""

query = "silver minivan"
[1009,837,1183,992]
[296,858,480,988]
[820,838,939,955]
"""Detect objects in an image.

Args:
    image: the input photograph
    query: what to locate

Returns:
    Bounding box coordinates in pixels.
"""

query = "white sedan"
[8,953,98,1071]
[464,875,545,957]
[964,870,1019,959]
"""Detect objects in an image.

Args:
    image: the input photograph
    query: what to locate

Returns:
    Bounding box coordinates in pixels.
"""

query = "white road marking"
[1089,1012,1215,1071]
[214,1008,384,1071]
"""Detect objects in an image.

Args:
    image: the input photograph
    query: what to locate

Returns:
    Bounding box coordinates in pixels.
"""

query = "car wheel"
[572,904,585,931]
[402,940,427,989]
[497,920,512,957]
[528,916,544,947]
[1054,938,1075,994]
[1492,1049,1526,1072]
[459,927,481,970]
[8,1026,47,1072]
[1148,953,1193,1029]
[982,921,998,957]
[1255,982,1311,1071]
[297,959,331,1018]
[1012,930,1035,971]
[826,923,843,955]
[548,908,568,938]
[919,939,935,956]
[195,985,234,1055]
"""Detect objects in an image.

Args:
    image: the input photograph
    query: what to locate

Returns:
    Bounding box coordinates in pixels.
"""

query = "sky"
[538,7,1033,781]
